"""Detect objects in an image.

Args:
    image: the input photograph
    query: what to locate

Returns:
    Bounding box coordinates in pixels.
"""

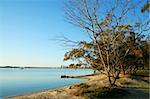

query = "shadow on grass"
[88,88,130,99]
[130,75,150,84]
[75,85,149,99]
[130,69,150,84]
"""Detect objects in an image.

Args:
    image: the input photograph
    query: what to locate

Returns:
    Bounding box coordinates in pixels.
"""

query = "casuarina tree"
[63,0,149,87]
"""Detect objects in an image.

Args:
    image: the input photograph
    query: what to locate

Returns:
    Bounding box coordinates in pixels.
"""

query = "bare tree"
[63,0,149,87]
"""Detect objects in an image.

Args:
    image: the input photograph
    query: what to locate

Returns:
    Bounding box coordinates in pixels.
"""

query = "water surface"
[0,68,93,98]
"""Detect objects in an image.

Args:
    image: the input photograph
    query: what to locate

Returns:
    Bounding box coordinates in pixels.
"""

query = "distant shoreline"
[0,66,91,69]
[0,66,61,69]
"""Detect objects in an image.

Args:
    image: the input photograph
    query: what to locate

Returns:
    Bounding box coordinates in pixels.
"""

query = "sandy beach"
[8,73,149,99]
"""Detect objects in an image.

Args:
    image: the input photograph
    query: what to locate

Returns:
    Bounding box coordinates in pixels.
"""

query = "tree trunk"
[107,72,112,87]
[111,71,120,86]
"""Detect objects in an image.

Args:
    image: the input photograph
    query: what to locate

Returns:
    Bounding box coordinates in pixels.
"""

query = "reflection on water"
[0,68,93,98]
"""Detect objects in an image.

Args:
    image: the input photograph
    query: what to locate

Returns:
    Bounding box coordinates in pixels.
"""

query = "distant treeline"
[0,66,62,69]
[0,66,20,68]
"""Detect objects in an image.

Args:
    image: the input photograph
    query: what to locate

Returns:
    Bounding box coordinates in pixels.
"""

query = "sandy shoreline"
[7,73,149,99]
[7,73,101,99]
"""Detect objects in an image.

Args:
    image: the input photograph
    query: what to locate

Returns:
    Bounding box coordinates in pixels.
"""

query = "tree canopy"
[63,0,149,87]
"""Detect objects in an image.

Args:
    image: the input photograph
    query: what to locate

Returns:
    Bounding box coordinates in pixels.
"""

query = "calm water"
[0,68,93,98]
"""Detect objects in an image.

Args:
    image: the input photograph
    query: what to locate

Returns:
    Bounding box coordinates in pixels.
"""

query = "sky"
[0,0,88,67]
[0,0,148,67]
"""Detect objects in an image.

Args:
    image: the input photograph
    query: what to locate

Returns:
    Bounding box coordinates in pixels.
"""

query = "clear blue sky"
[0,0,148,67]
[0,0,88,67]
